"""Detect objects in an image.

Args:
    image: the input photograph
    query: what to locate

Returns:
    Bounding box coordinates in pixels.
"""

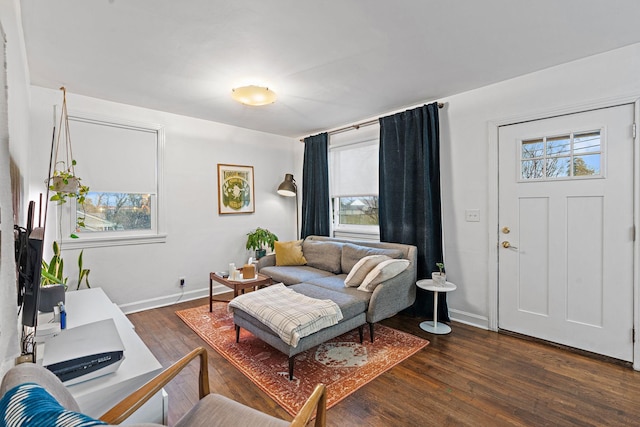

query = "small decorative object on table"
[242,263,256,279]
[432,262,446,286]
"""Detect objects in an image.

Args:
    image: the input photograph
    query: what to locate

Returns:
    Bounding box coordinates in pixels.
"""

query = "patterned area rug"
[176,303,429,415]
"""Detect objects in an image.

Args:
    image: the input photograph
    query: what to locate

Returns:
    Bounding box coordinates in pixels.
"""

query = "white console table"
[38,287,166,424]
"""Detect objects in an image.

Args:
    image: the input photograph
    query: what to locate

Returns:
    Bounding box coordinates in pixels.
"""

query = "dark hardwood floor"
[127,297,640,426]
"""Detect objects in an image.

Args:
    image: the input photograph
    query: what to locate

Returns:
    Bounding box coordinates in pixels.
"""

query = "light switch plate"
[465,209,480,222]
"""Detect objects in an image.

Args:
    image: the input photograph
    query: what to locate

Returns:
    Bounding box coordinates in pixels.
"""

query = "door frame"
[487,95,640,370]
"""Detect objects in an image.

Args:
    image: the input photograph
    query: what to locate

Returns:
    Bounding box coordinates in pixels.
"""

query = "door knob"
[502,226,510,234]
[502,241,518,249]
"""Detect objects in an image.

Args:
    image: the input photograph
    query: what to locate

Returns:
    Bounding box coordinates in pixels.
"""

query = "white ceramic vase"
[432,272,446,287]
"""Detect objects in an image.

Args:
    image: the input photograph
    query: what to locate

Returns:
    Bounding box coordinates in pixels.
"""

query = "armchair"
[0,347,327,427]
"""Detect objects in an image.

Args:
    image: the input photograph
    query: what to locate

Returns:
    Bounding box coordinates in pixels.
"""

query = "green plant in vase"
[246,227,279,259]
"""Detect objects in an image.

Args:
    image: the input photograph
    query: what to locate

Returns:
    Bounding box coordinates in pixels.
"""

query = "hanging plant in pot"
[48,160,90,235]
[47,87,90,238]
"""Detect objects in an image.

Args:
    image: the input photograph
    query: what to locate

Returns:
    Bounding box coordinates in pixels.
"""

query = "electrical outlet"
[15,354,34,364]
[179,277,185,287]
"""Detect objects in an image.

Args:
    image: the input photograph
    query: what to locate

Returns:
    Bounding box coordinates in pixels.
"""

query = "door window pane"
[547,157,570,178]
[546,135,571,156]
[574,131,601,154]
[521,159,544,179]
[522,139,544,158]
[574,154,601,176]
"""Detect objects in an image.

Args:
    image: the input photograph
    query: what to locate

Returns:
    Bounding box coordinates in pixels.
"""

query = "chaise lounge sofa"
[231,235,417,379]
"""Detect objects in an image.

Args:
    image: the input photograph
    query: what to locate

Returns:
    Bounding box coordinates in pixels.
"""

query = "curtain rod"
[300,102,444,142]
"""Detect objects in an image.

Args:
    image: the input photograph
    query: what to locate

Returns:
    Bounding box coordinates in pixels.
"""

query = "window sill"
[61,233,168,249]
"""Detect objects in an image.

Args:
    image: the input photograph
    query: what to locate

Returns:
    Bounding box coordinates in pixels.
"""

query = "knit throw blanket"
[228,283,343,347]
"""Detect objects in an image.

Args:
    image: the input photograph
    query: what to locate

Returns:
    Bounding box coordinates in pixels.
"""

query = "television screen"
[20,227,44,328]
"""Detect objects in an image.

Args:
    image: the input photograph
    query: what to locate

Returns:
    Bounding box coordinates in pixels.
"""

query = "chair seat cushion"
[175,394,289,427]
[0,383,106,426]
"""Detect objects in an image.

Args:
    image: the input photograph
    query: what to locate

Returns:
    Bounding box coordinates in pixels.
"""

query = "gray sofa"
[232,235,417,379]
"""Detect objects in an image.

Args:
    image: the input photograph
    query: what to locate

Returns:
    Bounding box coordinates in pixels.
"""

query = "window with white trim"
[329,125,380,239]
[59,112,165,248]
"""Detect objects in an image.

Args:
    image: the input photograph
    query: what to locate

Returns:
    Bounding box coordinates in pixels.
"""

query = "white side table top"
[416,279,457,293]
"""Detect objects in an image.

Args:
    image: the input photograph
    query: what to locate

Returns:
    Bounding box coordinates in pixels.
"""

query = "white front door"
[498,104,635,362]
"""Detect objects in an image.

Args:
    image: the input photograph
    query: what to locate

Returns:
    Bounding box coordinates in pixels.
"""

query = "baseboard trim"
[119,289,494,333]
[449,308,489,330]
[119,284,229,314]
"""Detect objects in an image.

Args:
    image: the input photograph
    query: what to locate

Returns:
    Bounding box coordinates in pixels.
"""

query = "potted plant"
[246,227,279,259]
[39,240,67,312]
[432,262,446,286]
[40,241,91,312]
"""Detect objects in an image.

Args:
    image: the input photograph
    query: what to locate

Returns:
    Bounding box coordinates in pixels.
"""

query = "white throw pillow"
[357,259,410,292]
[344,255,390,287]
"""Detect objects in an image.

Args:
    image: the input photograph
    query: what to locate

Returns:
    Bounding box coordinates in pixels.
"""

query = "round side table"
[416,279,456,334]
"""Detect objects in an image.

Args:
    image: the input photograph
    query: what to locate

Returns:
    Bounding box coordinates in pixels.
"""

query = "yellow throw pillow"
[275,240,307,266]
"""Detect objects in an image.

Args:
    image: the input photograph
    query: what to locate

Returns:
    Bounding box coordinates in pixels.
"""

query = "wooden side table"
[416,279,457,334]
[209,272,273,311]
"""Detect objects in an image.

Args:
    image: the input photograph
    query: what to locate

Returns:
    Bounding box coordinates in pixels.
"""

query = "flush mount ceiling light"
[231,85,277,106]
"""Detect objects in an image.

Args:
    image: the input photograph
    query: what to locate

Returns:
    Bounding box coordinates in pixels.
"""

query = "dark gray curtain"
[301,132,330,238]
[378,103,448,321]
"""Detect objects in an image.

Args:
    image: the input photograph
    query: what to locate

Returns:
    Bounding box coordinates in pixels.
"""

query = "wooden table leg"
[209,277,213,312]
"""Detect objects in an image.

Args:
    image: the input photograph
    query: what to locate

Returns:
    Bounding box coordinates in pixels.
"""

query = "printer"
[42,318,125,385]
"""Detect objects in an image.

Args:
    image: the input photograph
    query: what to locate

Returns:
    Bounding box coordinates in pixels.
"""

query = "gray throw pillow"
[341,243,404,274]
[302,240,343,273]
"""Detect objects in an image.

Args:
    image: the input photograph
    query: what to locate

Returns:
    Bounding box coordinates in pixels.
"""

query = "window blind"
[329,139,378,197]
[68,117,157,194]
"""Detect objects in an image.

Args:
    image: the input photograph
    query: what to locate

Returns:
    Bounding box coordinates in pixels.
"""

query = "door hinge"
[634,225,637,242]
[633,327,636,344]
[634,123,637,139]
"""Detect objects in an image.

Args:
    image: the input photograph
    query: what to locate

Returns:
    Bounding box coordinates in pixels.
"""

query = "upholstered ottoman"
[231,283,367,380]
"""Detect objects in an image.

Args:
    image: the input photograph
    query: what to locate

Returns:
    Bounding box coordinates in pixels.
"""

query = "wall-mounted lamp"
[277,173,298,239]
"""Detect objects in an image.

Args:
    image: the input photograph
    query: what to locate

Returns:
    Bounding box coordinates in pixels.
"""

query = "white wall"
[0,0,31,374]
[439,42,640,328]
[28,87,300,312]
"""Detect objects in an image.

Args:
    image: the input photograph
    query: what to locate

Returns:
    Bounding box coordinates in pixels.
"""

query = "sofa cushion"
[274,240,307,266]
[302,275,371,307]
[344,255,391,287]
[302,240,343,273]
[341,243,404,274]
[289,283,368,321]
[357,259,411,292]
[260,265,333,286]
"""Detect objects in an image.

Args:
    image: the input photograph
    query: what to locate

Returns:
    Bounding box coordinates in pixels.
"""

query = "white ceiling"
[19,1,640,138]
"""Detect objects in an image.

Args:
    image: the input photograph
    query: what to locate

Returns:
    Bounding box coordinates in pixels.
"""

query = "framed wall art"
[217,164,255,214]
